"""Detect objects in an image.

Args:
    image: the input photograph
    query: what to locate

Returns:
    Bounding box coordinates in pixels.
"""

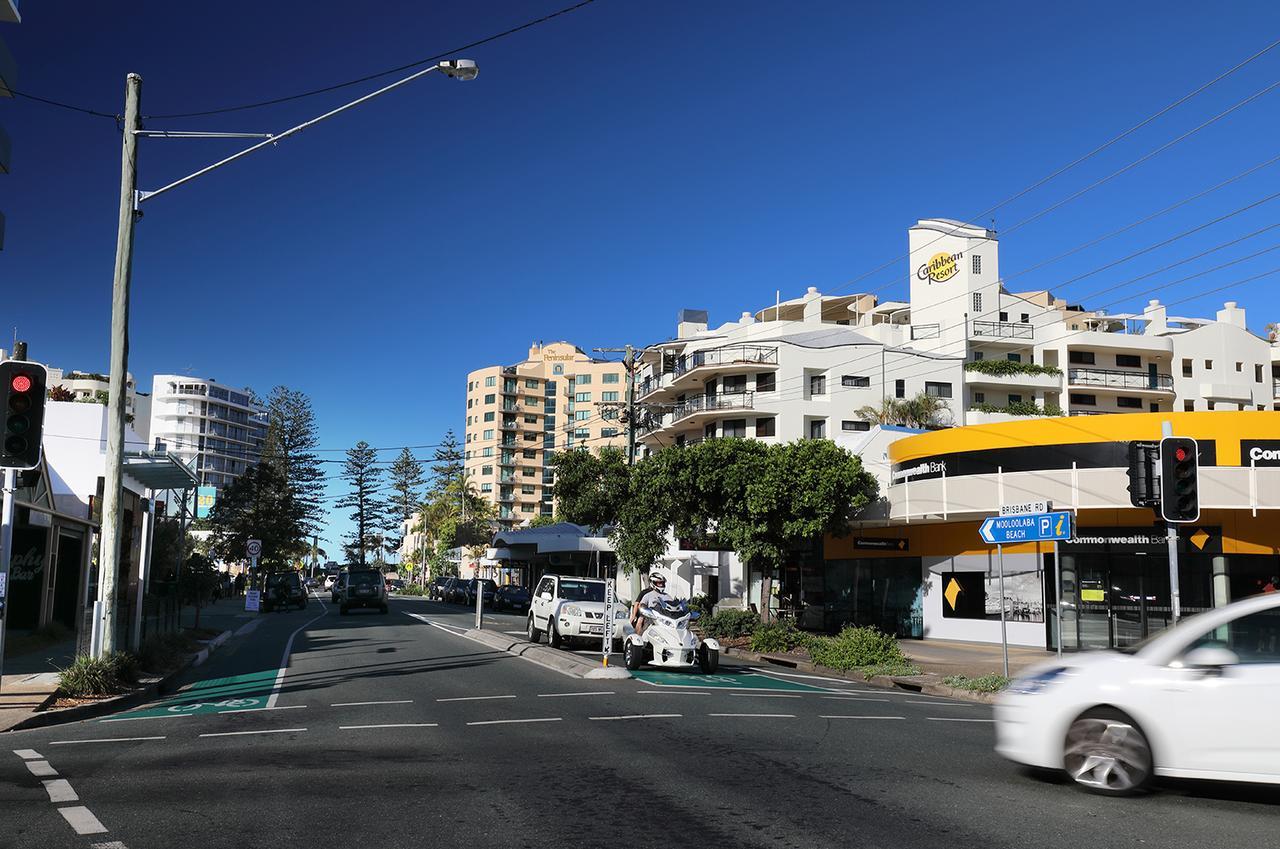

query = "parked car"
[263,571,307,612]
[387,578,406,593]
[323,574,338,592]
[429,576,451,600]
[495,584,532,614]
[442,577,468,604]
[995,591,1280,796]
[335,568,389,615]
[462,579,498,608]
[526,574,626,649]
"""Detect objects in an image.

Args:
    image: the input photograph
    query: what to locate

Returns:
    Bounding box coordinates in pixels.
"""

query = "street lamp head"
[438,59,479,81]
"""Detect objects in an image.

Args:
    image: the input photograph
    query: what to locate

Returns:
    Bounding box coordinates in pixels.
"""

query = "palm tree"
[854,397,906,425]
[900,392,949,429]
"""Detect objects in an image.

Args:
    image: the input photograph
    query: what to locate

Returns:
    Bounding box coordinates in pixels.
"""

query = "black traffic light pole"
[1159,423,1198,626]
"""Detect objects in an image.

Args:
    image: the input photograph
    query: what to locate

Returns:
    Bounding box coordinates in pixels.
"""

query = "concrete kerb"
[461,627,605,679]
[7,628,235,733]
[722,647,1000,705]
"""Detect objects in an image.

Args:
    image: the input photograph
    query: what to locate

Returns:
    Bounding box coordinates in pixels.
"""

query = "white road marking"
[234,619,262,637]
[927,717,996,723]
[407,612,468,635]
[198,728,307,738]
[821,696,890,702]
[217,705,308,714]
[746,667,881,688]
[708,713,795,718]
[42,778,79,803]
[728,693,801,699]
[58,806,108,835]
[26,760,57,777]
[503,630,526,635]
[91,842,129,849]
[437,694,516,703]
[537,691,614,698]
[588,714,682,721]
[466,717,562,726]
[101,714,193,723]
[13,748,43,759]
[330,700,413,707]
[636,690,711,696]
[903,698,972,705]
[266,594,329,710]
[819,715,907,720]
[49,737,165,745]
[338,723,439,730]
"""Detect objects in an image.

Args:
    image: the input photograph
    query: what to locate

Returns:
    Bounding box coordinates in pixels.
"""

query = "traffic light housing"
[1159,436,1199,523]
[1126,440,1160,508]
[0,361,48,470]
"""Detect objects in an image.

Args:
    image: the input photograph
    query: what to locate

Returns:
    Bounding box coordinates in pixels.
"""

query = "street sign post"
[244,588,260,613]
[602,579,616,666]
[246,539,262,558]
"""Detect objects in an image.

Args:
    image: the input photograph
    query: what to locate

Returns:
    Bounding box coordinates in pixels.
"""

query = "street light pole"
[98,73,142,656]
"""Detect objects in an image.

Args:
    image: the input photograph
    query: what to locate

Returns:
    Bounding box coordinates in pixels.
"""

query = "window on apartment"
[1207,401,1217,410]
[467,399,473,409]
[1068,351,1095,365]
[1204,360,1213,370]
[1006,353,1021,363]
[525,396,539,406]
[524,415,538,424]
[481,411,493,423]
[601,391,619,402]
[1116,354,1141,368]
[1069,394,1097,406]
[756,417,776,437]
[1020,313,1030,323]
[1236,361,1244,373]
[570,410,586,421]
[756,373,776,392]
[1149,403,1160,413]
[575,392,592,402]
[841,375,871,388]
[1116,396,1142,409]
[480,483,492,493]
[809,375,827,396]
[723,419,747,438]
[522,484,536,495]
[601,428,619,438]
[576,374,592,385]
[603,373,620,384]
[482,447,494,457]
[602,407,619,421]
[522,467,537,477]
[842,420,871,432]
[925,382,953,398]
[521,503,535,513]
[972,255,982,275]
[1180,359,1192,378]
[895,379,906,399]
[973,351,984,361]
[523,432,538,442]
[1184,400,1195,412]
[523,450,537,460]
[485,376,496,387]
[705,423,717,439]
[808,418,827,439]
[972,293,982,313]
[483,429,494,440]
[525,379,539,389]
[1008,394,1022,404]
[1256,364,1265,383]
[973,392,986,403]
[482,465,493,475]
[484,393,496,404]
[466,433,473,443]
[999,311,1009,322]
[722,375,747,393]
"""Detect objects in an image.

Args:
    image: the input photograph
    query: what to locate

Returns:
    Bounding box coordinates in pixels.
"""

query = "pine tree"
[389,447,426,525]
[263,386,325,536]
[431,429,465,497]
[336,440,390,567]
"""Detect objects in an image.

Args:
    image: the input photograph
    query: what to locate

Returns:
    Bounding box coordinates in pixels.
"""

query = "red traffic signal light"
[1159,436,1200,523]
[0,361,48,470]
[10,374,31,393]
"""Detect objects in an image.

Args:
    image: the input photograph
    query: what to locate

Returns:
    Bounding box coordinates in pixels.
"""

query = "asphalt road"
[3,595,1278,849]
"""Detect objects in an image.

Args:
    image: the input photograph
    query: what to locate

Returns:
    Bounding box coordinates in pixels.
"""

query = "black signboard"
[1241,440,1280,467]
[852,537,909,552]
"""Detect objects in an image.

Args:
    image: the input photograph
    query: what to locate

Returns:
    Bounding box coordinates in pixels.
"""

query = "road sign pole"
[1053,540,1063,659]
[1161,421,1181,626]
[602,579,616,667]
[997,543,1009,679]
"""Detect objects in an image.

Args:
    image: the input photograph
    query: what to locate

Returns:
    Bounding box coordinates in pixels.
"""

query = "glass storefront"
[781,557,923,638]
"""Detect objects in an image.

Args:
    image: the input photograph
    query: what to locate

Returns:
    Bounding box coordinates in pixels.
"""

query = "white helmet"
[649,571,667,591]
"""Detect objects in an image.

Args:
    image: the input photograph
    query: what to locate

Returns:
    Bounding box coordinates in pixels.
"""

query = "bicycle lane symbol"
[166,697,261,714]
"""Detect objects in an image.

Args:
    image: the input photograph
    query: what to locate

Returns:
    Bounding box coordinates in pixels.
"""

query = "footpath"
[0,597,259,733]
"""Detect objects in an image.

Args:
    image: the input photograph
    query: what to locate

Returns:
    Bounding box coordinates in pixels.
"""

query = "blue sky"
[5,1,1280,550]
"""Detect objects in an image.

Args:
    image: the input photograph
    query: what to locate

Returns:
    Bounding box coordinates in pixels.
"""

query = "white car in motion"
[526,574,628,649]
[995,591,1280,795]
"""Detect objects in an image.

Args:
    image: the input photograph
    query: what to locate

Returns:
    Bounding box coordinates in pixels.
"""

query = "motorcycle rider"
[631,571,673,635]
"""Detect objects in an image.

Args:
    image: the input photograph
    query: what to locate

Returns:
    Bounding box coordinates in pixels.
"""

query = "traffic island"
[462,627,614,678]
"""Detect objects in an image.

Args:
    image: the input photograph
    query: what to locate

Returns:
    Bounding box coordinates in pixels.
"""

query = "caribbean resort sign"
[917,250,962,283]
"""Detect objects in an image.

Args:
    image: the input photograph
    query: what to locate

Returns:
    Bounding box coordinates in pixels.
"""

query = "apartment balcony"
[499,422,517,431]
[970,320,1033,344]
[1067,367,1174,393]
[963,367,1062,391]
[639,345,778,400]
[669,391,756,426]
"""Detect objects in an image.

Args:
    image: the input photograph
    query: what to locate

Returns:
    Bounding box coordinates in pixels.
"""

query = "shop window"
[941,572,987,619]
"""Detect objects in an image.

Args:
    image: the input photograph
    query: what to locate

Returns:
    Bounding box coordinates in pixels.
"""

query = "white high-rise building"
[148,375,267,492]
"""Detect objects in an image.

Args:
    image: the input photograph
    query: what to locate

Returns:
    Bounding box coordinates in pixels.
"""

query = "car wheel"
[624,639,644,671]
[698,644,719,674]
[527,615,541,643]
[548,619,563,649]
[1063,708,1153,796]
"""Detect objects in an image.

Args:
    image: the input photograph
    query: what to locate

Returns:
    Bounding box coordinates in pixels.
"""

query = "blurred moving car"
[335,568,389,615]
[995,591,1280,795]
[263,571,307,612]
[323,575,338,592]
[462,579,497,608]
[494,584,531,614]
[428,576,451,600]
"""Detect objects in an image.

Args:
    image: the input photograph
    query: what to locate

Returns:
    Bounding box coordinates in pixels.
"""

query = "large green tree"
[336,440,390,567]
[549,446,630,530]
[207,462,305,569]
[386,447,426,554]
[262,386,326,535]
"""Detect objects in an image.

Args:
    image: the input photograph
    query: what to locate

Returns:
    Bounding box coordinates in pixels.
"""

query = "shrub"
[749,620,807,653]
[857,663,922,680]
[806,625,908,671]
[398,584,426,597]
[943,674,1010,693]
[689,594,713,618]
[700,609,760,639]
[58,652,139,698]
[962,360,1061,377]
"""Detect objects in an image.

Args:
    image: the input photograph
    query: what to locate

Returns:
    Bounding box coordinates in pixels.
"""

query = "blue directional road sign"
[979,511,1072,544]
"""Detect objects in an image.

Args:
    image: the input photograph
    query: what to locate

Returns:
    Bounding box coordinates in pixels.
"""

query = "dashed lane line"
[537,691,615,698]
[42,778,79,803]
[708,713,795,718]
[727,693,801,699]
[101,714,194,723]
[438,694,516,702]
[198,728,307,738]
[26,760,58,777]
[58,806,108,836]
[927,717,997,723]
[49,737,165,745]
[338,723,439,730]
[466,717,562,727]
[218,705,308,714]
[13,748,43,759]
[330,700,414,707]
[636,690,711,696]
[588,714,682,721]
[821,696,890,702]
[819,715,907,721]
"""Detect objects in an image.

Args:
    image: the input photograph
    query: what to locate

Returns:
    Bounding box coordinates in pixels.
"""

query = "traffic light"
[1126,440,1160,508]
[0,361,48,470]
[1159,436,1199,523]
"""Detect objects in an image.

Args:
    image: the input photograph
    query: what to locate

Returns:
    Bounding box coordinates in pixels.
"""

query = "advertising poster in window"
[984,566,1044,622]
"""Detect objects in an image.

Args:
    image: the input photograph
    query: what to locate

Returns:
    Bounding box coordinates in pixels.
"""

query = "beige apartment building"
[464,342,628,528]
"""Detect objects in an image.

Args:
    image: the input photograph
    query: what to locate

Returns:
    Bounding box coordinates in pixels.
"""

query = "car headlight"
[1006,666,1072,695]
[614,608,628,619]
[562,605,582,618]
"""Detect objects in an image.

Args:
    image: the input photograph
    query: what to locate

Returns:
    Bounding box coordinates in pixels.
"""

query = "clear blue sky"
[5,1,1280,550]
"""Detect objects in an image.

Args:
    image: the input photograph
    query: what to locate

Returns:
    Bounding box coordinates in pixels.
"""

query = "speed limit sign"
[246,539,262,558]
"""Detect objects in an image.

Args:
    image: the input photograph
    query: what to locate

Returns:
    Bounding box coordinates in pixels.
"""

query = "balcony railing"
[670,391,755,423]
[910,324,939,340]
[1068,367,1173,391]
[672,345,778,378]
[972,320,1033,340]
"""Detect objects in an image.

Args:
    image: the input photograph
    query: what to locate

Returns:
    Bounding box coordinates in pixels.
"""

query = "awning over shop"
[123,451,199,491]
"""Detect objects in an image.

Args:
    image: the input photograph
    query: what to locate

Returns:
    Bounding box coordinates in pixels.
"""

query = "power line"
[8,89,117,120]
[143,0,600,120]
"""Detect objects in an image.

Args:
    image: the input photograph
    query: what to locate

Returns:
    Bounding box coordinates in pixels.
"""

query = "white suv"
[526,574,627,649]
